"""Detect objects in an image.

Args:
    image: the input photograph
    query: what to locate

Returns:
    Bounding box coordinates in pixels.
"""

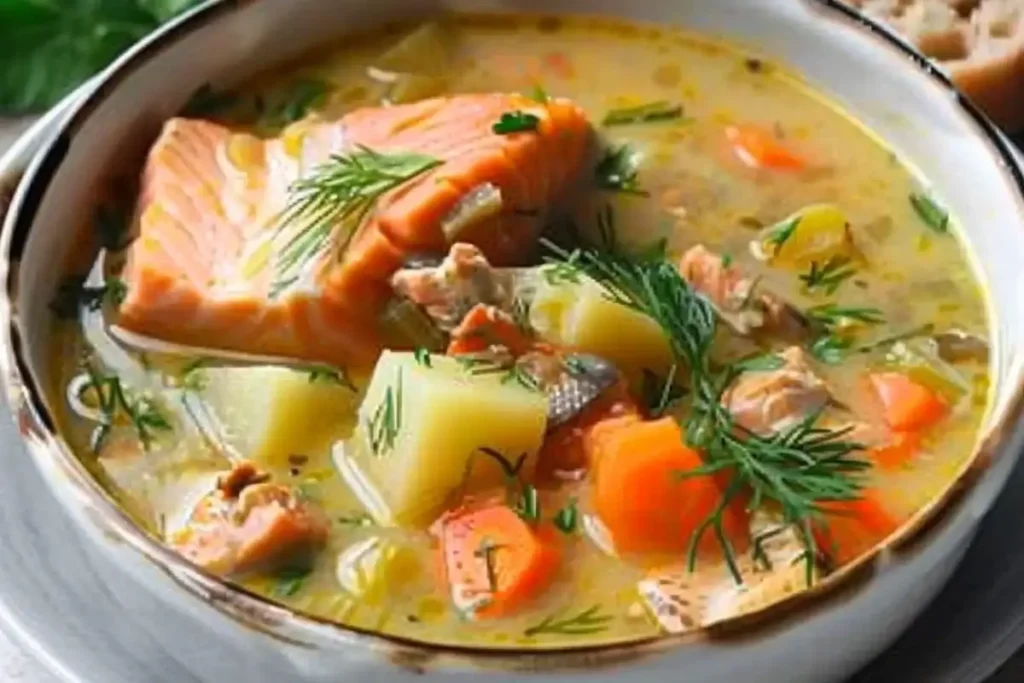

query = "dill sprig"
[800,256,856,295]
[909,191,949,234]
[366,368,403,457]
[553,497,579,534]
[272,147,441,296]
[50,276,126,319]
[541,241,869,583]
[806,304,885,328]
[525,604,613,637]
[79,362,172,453]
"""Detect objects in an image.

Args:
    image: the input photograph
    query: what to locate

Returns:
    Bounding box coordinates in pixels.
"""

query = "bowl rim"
[3,0,1024,673]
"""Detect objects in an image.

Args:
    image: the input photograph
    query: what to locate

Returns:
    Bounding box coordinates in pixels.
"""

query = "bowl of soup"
[3,0,1024,681]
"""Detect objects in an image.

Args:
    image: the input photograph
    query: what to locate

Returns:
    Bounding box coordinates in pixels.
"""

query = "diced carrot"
[868,431,922,471]
[592,417,749,556]
[436,505,561,619]
[868,372,949,432]
[813,492,900,567]
[447,304,534,356]
[725,124,806,171]
[536,381,641,481]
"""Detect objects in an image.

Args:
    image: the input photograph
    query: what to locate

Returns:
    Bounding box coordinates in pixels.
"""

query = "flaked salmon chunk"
[118,93,593,368]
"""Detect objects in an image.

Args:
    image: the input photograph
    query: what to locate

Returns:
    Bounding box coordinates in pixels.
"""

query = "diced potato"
[753,203,856,269]
[530,273,674,379]
[338,351,548,527]
[202,366,360,469]
[335,536,422,606]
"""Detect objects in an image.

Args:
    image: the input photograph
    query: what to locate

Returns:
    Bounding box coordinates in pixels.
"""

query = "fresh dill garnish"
[764,215,801,251]
[492,110,541,134]
[501,364,541,392]
[806,304,885,328]
[79,362,172,453]
[541,241,869,584]
[272,147,441,296]
[456,356,539,392]
[475,446,539,522]
[594,145,648,196]
[641,364,686,418]
[909,191,949,234]
[721,253,733,268]
[855,324,935,355]
[808,334,852,365]
[272,566,312,598]
[305,364,356,390]
[734,352,786,372]
[602,100,683,126]
[529,84,549,103]
[525,604,613,637]
[413,347,432,367]
[800,256,856,295]
[596,203,618,253]
[515,484,541,523]
[553,498,579,534]
[50,276,125,319]
[337,512,375,527]
[366,368,403,457]
[474,538,505,593]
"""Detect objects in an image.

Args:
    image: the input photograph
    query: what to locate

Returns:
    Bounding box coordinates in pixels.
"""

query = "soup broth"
[49,14,990,649]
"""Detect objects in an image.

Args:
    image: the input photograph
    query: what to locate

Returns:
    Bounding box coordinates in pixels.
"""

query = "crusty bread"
[848,0,1024,129]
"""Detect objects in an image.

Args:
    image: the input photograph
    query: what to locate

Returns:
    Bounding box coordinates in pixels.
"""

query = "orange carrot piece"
[868,431,922,471]
[593,417,749,556]
[436,505,561,619]
[447,304,534,356]
[868,372,949,432]
[726,124,806,171]
[813,492,900,567]
[536,381,641,481]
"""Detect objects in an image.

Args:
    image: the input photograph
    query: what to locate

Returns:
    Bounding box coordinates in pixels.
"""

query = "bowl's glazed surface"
[3,1,1024,681]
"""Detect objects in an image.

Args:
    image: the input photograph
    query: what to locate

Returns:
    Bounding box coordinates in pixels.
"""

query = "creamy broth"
[50,14,989,649]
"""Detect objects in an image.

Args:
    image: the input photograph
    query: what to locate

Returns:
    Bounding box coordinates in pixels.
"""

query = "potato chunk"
[202,366,359,469]
[529,273,673,379]
[337,351,548,527]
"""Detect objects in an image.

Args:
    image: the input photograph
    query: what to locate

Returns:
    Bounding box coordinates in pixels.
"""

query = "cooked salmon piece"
[724,346,831,434]
[170,461,329,576]
[119,94,593,368]
[679,245,811,341]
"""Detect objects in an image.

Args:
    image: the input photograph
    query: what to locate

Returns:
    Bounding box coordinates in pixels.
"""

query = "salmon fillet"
[118,93,593,368]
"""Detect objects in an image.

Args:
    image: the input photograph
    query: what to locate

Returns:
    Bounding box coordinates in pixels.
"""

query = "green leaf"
[492,110,541,134]
[553,498,578,534]
[271,566,312,598]
[0,0,202,114]
[594,145,648,196]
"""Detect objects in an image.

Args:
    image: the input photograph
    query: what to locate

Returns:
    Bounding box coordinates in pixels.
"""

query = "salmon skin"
[118,93,593,368]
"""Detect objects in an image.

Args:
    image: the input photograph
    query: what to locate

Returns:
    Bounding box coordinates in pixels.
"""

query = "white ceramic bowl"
[3,1,1024,681]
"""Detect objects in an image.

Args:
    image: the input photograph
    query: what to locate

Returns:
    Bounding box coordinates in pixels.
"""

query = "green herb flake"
[51,276,127,320]
[515,484,541,524]
[807,304,885,328]
[641,365,686,419]
[765,216,801,250]
[181,357,210,393]
[553,498,579,534]
[809,335,852,365]
[79,362,173,453]
[306,364,356,390]
[337,512,375,527]
[800,256,856,295]
[492,110,541,135]
[909,192,950,234]
[602,100,683,127]
[413,347,432,368]
[594,145,648,196]
[525,604,613,637]
[734,353,785,373]
[529,84,550,103]
[366,368,403,457]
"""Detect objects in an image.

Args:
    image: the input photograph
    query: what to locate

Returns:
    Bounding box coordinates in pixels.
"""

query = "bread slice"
[847,0,1024,129]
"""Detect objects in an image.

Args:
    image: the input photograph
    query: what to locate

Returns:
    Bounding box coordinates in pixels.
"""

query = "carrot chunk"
[868,431,922,471]
[592,417,749,556]
[868,372,949,432]
[436,505,561,619]
[726,124,806,171]
[813,492,900,567]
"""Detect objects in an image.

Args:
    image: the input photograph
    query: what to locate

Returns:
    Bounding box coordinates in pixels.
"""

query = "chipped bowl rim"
[2,0,1024,674]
